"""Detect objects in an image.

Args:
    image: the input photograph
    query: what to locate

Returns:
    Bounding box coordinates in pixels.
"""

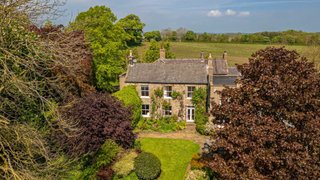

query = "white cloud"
[238,11,250,17]
[207,10,222,17]
[225,9,236,16]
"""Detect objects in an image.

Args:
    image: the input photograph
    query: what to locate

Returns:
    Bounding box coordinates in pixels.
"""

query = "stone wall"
[125,82,207,121]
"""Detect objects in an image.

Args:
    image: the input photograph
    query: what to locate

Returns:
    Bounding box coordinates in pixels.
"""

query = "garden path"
[137,123,210,153]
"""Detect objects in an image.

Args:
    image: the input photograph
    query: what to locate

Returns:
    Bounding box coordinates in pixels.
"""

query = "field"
[140,138,200,180]
[135,42,314,66]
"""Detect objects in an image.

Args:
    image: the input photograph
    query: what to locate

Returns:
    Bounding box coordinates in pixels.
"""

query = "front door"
[186,106,195,122]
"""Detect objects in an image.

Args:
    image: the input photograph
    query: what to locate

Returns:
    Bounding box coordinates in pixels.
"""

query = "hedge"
[113,85,142,126]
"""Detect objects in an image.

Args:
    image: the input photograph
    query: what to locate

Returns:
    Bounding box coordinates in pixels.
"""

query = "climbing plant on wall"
[192,87,209,135]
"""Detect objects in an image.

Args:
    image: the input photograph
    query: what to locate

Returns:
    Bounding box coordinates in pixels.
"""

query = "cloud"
[207,10,222,17]
[225,9,236,16]
[238,11,250,17]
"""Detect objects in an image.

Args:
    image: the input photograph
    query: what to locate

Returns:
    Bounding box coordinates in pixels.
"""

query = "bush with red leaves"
[208,47,320,179]
[95,164,114,180]
[52,92,135,155]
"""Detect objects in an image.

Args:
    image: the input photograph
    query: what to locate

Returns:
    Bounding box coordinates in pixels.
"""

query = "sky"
[56,0,320,33]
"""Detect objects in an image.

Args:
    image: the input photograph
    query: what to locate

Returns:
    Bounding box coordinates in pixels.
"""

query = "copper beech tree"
[208,47,320,179]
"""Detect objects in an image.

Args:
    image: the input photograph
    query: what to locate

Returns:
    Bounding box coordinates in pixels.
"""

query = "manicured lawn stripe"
[140,138,200,180]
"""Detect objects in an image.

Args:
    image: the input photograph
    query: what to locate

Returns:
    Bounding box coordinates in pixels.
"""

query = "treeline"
[144,28,320,45]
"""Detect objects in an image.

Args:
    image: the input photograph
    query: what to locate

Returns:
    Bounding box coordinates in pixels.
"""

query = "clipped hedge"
[113,85,142,127]
[134,152,161,180]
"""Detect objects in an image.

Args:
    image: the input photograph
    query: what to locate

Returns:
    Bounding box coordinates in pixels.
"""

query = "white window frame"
[141,104,150,117]
[141,85,149,98]
[187,86,195,99]
[163,86,173,99]
[186,106,195,122]
[163,106,172,116]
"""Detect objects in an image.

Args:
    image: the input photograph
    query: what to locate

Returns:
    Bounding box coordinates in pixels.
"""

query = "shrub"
[121,172,139,180]
[190,154,206,170]
[52,92,135,156]
[95,140,122,168]
[154,88,163,98]
[134,152,161,180]
[171,90,182,99]
[95,164,114,180]
[175,121,187,130]
[185,170,208,180]
[78,166,98,180]
[113,85,142,127]
[113,151,138,177]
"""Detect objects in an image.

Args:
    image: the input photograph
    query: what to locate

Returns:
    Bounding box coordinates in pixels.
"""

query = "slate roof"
[213,76,238,86]
[211,59,228,75]
[228,67,241,76]
[126,63,208,84]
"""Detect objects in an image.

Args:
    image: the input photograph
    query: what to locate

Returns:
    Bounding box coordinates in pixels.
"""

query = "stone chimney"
[223,51,229,74]
[223,51,227,61]
[208,52,213,67]
[160,48,165,59]
[208,53,213,85]
[200,51,204,62]
[128,50,134,66]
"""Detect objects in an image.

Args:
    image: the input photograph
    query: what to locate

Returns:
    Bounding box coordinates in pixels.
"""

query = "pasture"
[135,42,313,66]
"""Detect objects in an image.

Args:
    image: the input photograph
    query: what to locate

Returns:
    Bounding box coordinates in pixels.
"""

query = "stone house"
[119,49,240,122]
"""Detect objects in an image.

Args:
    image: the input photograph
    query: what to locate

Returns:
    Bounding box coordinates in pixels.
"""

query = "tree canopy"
[208,47,320,179]
[143,40,160,63]
[71,5,129,92]
[117,14,145,46]
[185,30,196,41]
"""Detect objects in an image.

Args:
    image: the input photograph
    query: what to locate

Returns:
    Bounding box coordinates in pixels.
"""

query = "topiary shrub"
[113,151,138,177]
[134,152,161,180]
[113,85,142,127]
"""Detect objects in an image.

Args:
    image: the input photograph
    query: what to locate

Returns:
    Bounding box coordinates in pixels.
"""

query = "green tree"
[143,40,160,63]
[262,36,271,43]
[185,30,196,41]
[163,40,176,59]
[117,14,145,46]
[144,31,162,42]
[203,32,209,42]
[71,6,129,92]
[271,36,279,43]
[170,31,178,41]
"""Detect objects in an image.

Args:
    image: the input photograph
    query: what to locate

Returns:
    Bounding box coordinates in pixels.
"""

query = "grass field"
[140,138,200,180]
[135,42,313,66]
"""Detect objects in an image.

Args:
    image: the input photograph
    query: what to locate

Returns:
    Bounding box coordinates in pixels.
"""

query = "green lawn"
[136,42,312,66]
[140,138,200,180]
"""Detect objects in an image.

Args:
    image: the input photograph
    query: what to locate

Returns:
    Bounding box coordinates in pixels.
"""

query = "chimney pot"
[223,51,227,61]
[209,53,212,58]
[201,51,204,62]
